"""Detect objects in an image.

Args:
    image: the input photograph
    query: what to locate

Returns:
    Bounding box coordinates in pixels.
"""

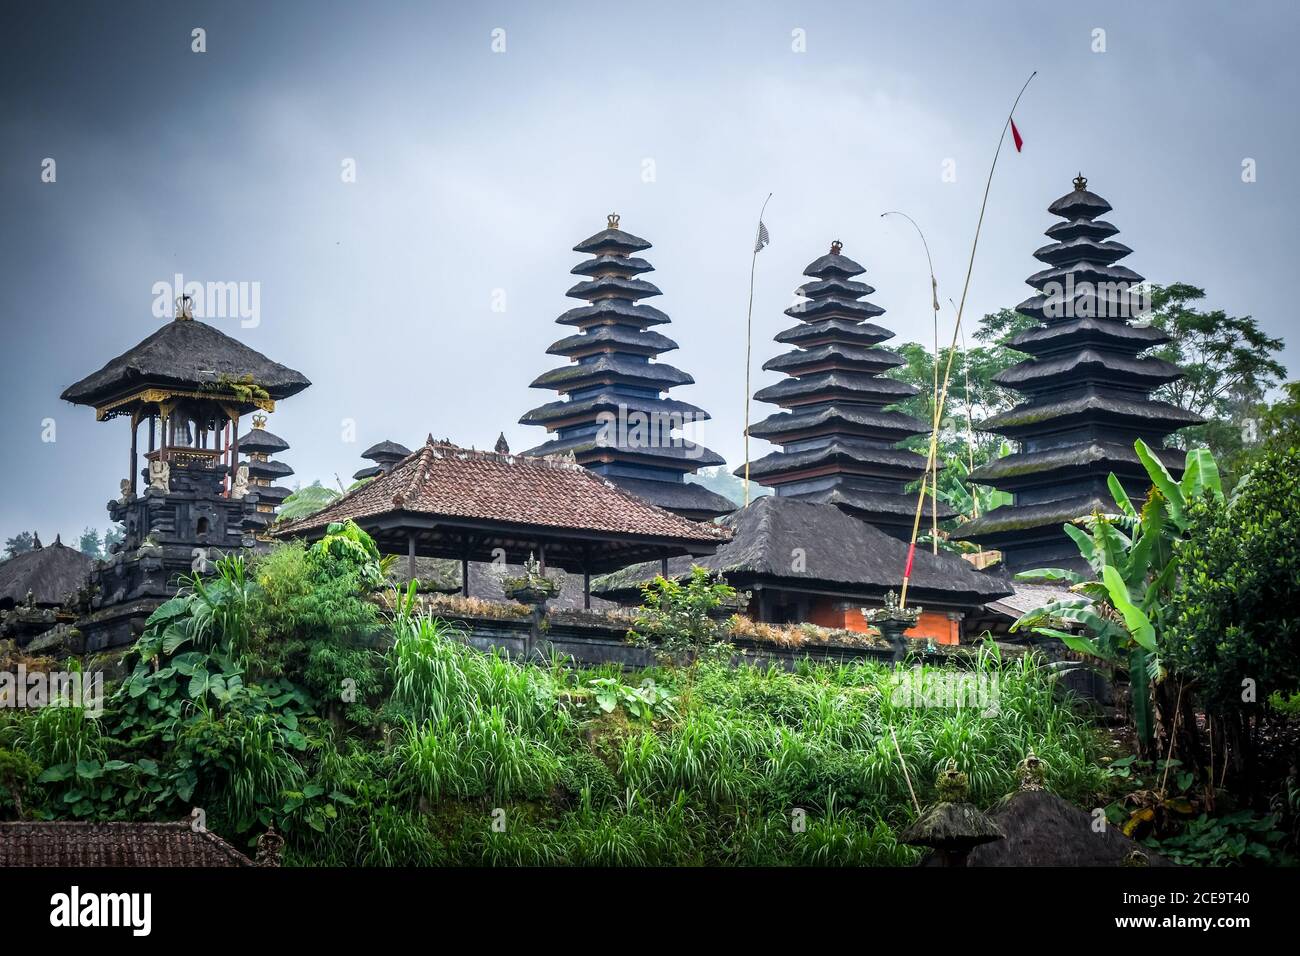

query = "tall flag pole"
[899,71,1036,609]
[743,192,773,506]
[881,210,942,555]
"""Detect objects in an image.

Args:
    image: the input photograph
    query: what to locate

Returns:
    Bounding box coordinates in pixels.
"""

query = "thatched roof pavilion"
[0,535,93,611]
[597,496,1010,635]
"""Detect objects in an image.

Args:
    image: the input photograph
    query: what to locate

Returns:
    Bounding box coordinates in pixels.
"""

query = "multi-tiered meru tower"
[951,175,1203,573]
[521,214,733,521]
[239,414,295,536]
[741,241,949,538]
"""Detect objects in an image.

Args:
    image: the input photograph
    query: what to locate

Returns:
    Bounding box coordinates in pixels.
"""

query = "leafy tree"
[3,532,34,560]
[278,481,342,522]
[103,524,125,554]
[78,527,102,558]
[628,567,739,665]
[1163,448,1300,789]
[974,306,1039,347]
[1145,283,1285,459]
[686,465,767,508]
[1251,380,1300,457]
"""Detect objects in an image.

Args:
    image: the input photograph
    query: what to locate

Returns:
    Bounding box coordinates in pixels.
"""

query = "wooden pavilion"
[274,437,730,608]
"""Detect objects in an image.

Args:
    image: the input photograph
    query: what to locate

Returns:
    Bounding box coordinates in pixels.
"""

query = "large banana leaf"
[1102,565,1156,651]
[1135,439,1185,527]
[1180,447,1223,502]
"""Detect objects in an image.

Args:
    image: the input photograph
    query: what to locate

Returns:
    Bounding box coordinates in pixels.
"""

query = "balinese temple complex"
[25,183,1205,654]
[59,297,310,649]
[238,414,295,537]
[951,176,1204,573]
[743,240,950,537]
[600,242,1009,643]
[520,214,735,521]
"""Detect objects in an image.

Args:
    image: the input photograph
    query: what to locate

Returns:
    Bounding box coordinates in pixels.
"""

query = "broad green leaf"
[1063,523,1101,572]
[1107,473,1136,518]
[1135,439,1184,525]
[1130,647,1156,748]
[1014,567,1085,585]
[1094,520,1132,571]
[1103,565,1156,651]
[161,622,193,656]
[1180,447,1223,502]
[37,762,74,783]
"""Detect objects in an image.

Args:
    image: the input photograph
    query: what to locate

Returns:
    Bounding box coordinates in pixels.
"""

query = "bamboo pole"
[742,193,773,506]
[899,71,1037,609]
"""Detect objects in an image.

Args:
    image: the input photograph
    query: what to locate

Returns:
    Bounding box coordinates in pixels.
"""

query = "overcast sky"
[2,0,1296,545]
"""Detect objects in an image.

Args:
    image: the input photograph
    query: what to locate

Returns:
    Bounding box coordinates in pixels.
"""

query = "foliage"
[627,567,739,664]
[3,532,34,559]
[277,481,343,522]
[4,522,1121,866]
[888,336,1023,462]
[1163,448,1300,716]
[77,527,102,558]
[585,676,676,720]
[1014,441,1223,750]
[1146,811,1293,866]
[206,373,272,405]
[1145,282,1285,461]
[685,465,767,507]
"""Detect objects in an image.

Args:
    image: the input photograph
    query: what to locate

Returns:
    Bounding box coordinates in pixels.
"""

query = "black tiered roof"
[520,215,733,521]
[353,440,411,481]
[238,416,295,527]
[952,176,1204,573]
[739,241,949,537]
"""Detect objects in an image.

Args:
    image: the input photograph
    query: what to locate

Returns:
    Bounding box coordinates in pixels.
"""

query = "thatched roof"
[596,496,1012,607]
[0,537,93,609]
[963,790,1174,866]
[61,317,310,407]
[902,802,1004,851]
[0,820,257,867]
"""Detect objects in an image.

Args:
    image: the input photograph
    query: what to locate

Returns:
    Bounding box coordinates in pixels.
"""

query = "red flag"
[1011,117,1024,152]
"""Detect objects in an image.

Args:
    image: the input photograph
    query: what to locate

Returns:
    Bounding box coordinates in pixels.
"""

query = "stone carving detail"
[148,459,170,494]
[230,463,250,500]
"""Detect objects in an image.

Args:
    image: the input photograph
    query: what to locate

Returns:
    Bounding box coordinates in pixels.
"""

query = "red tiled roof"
[0,820,256,867]
[276,438,729,545]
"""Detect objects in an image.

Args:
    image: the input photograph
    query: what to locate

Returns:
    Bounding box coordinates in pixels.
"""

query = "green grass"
[1,550,1112,866]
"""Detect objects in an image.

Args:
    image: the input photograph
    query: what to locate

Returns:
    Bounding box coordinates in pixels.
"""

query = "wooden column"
[407,533,416,581]
[660,557,669,579]
[583,570,591,610]
[538,544,546,573]
[461,540,470,598]
[129,413,139,496]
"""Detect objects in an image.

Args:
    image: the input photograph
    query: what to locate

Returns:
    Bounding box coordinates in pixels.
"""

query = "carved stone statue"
[148,459,170,494]
[118,479,134,504]
[230,463,250,500]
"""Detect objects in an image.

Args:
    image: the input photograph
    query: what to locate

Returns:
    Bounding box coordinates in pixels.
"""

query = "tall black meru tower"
[740,240,950,537]
[951,175,1203,573]
[520,214,734,521]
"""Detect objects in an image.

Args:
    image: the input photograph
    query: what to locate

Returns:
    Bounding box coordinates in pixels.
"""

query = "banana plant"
[1012,440,1222,750]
